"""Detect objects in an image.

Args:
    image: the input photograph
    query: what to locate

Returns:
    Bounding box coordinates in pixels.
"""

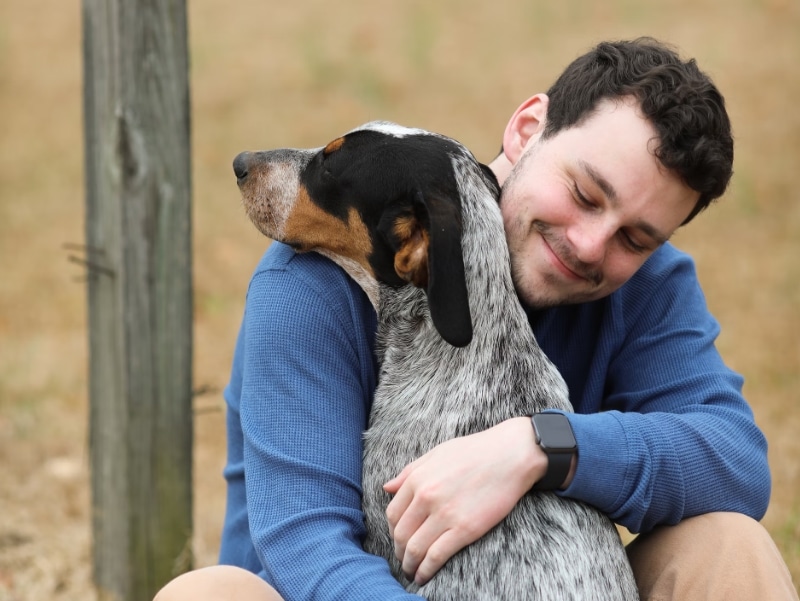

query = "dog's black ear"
[424,192,473,347]
[479,162,501,202]
[383,189,472,347]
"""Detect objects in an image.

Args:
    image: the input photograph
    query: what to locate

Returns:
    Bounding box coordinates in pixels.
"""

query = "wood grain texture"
[82,1,193,599]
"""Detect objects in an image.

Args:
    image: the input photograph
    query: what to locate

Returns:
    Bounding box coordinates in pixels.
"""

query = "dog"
[233,121,639,600]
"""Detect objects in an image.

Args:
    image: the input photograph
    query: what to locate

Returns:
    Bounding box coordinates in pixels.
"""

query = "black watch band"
[532,450,573,491]
[531,413,577,491]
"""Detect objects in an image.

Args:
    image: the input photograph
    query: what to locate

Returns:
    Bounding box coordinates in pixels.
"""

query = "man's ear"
[502,93,549,165]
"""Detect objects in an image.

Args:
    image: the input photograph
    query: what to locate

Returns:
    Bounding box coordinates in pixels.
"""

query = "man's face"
[500,98,699,309]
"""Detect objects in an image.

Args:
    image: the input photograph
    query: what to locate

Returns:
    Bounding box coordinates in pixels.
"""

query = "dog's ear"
[480,162,501,202]
[380,189,472,347]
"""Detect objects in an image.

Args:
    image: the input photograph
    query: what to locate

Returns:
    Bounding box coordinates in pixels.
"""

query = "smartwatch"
[531,412,577,491]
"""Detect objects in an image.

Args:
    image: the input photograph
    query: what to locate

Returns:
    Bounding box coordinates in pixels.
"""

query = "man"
[156,38,798,600]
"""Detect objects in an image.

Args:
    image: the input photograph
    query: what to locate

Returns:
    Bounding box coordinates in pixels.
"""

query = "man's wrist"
[530,413,577,491]
[504,417,548,491]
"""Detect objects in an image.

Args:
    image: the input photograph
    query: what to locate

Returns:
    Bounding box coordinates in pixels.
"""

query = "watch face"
[534,413,577,452]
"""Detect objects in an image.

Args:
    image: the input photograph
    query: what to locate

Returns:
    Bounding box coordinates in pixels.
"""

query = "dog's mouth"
[242,194,282,240]
[281,238,307,252]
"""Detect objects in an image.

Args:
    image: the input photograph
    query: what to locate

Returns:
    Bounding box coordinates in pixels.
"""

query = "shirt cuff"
[554,410,630,516]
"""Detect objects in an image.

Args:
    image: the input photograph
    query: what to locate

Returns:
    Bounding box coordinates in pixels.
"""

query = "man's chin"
[510,261,606,309]
[514,284,561,311]
[515,283,605,310]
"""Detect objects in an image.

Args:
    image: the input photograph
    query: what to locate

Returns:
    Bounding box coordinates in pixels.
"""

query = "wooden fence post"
[82,1,193,599]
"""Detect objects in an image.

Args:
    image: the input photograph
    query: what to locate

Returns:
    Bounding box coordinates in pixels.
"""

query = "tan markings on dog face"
[282,186,375,274]
[323,137,345,155]
[393,215,429,288]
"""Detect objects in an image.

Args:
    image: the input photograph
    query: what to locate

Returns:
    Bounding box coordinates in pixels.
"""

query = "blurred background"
[0,0,798,598]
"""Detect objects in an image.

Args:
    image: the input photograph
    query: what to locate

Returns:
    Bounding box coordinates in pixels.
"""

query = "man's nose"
[567,222,610,266]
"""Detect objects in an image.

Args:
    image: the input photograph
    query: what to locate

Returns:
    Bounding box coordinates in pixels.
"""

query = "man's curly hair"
[543,38,734,224]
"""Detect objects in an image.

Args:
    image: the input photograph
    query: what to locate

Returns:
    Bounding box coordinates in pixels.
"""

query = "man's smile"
[535,222,603,286]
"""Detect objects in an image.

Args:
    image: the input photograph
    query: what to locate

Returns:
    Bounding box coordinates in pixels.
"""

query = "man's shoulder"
[613,242,700,305]
[252,242,360,295]
[629,242,696,286]
[608,242,711,334]
[247,242,375,325]
[255,241,347,280]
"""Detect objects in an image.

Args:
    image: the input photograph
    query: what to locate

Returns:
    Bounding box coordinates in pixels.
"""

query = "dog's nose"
[233,152,250,181]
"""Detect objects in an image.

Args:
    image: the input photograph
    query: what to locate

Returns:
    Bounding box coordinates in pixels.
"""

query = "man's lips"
[542,236,586,281]
[531,220,603,286]
[541,235,604,287]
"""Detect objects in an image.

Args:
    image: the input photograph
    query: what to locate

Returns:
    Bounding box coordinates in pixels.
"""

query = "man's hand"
[382,417,548,585]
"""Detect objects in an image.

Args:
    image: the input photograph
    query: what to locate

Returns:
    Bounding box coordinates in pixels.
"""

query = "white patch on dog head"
[348,120,431,139]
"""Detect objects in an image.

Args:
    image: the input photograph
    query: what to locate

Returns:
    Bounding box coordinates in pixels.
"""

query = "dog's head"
[233,121,498,347]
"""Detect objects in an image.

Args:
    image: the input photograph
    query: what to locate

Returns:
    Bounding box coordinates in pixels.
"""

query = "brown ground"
[0,0,798,598]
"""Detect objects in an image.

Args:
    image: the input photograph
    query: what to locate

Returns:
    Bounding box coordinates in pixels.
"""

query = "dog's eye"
[319,153,339,179]
[321,160,337,180]
[315,152,331,174]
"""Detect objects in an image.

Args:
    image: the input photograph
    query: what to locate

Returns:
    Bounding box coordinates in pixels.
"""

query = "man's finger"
[390,495,431,561]
[384,464,412,494]
[413,529,469,586]
[399,518,441,581]
[385,482,413,536]
[384,454,427,494]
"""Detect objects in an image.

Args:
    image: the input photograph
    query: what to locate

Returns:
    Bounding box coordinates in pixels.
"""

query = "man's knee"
[627,512,798,601]
[153,565,284,601]
[649,511,768,551]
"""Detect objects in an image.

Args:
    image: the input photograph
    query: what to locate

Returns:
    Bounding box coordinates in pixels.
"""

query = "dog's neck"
[315,249,380,309]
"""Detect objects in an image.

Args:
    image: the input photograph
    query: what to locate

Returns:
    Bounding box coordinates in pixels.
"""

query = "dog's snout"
[233,152,250,182]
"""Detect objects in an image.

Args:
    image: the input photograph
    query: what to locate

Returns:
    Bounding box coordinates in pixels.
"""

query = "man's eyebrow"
[579,159,670,245]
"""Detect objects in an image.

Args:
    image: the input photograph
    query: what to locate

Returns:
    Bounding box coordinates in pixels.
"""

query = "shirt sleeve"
[558,249,771,533]
[237,255,424,601]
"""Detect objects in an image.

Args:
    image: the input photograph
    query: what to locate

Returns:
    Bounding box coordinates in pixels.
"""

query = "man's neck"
[488,152,512,187]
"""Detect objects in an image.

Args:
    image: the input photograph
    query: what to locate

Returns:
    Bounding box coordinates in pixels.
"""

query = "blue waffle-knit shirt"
[218,241,770,601]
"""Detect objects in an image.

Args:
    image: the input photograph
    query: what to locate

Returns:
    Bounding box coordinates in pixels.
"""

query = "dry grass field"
[0,0,798,598]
